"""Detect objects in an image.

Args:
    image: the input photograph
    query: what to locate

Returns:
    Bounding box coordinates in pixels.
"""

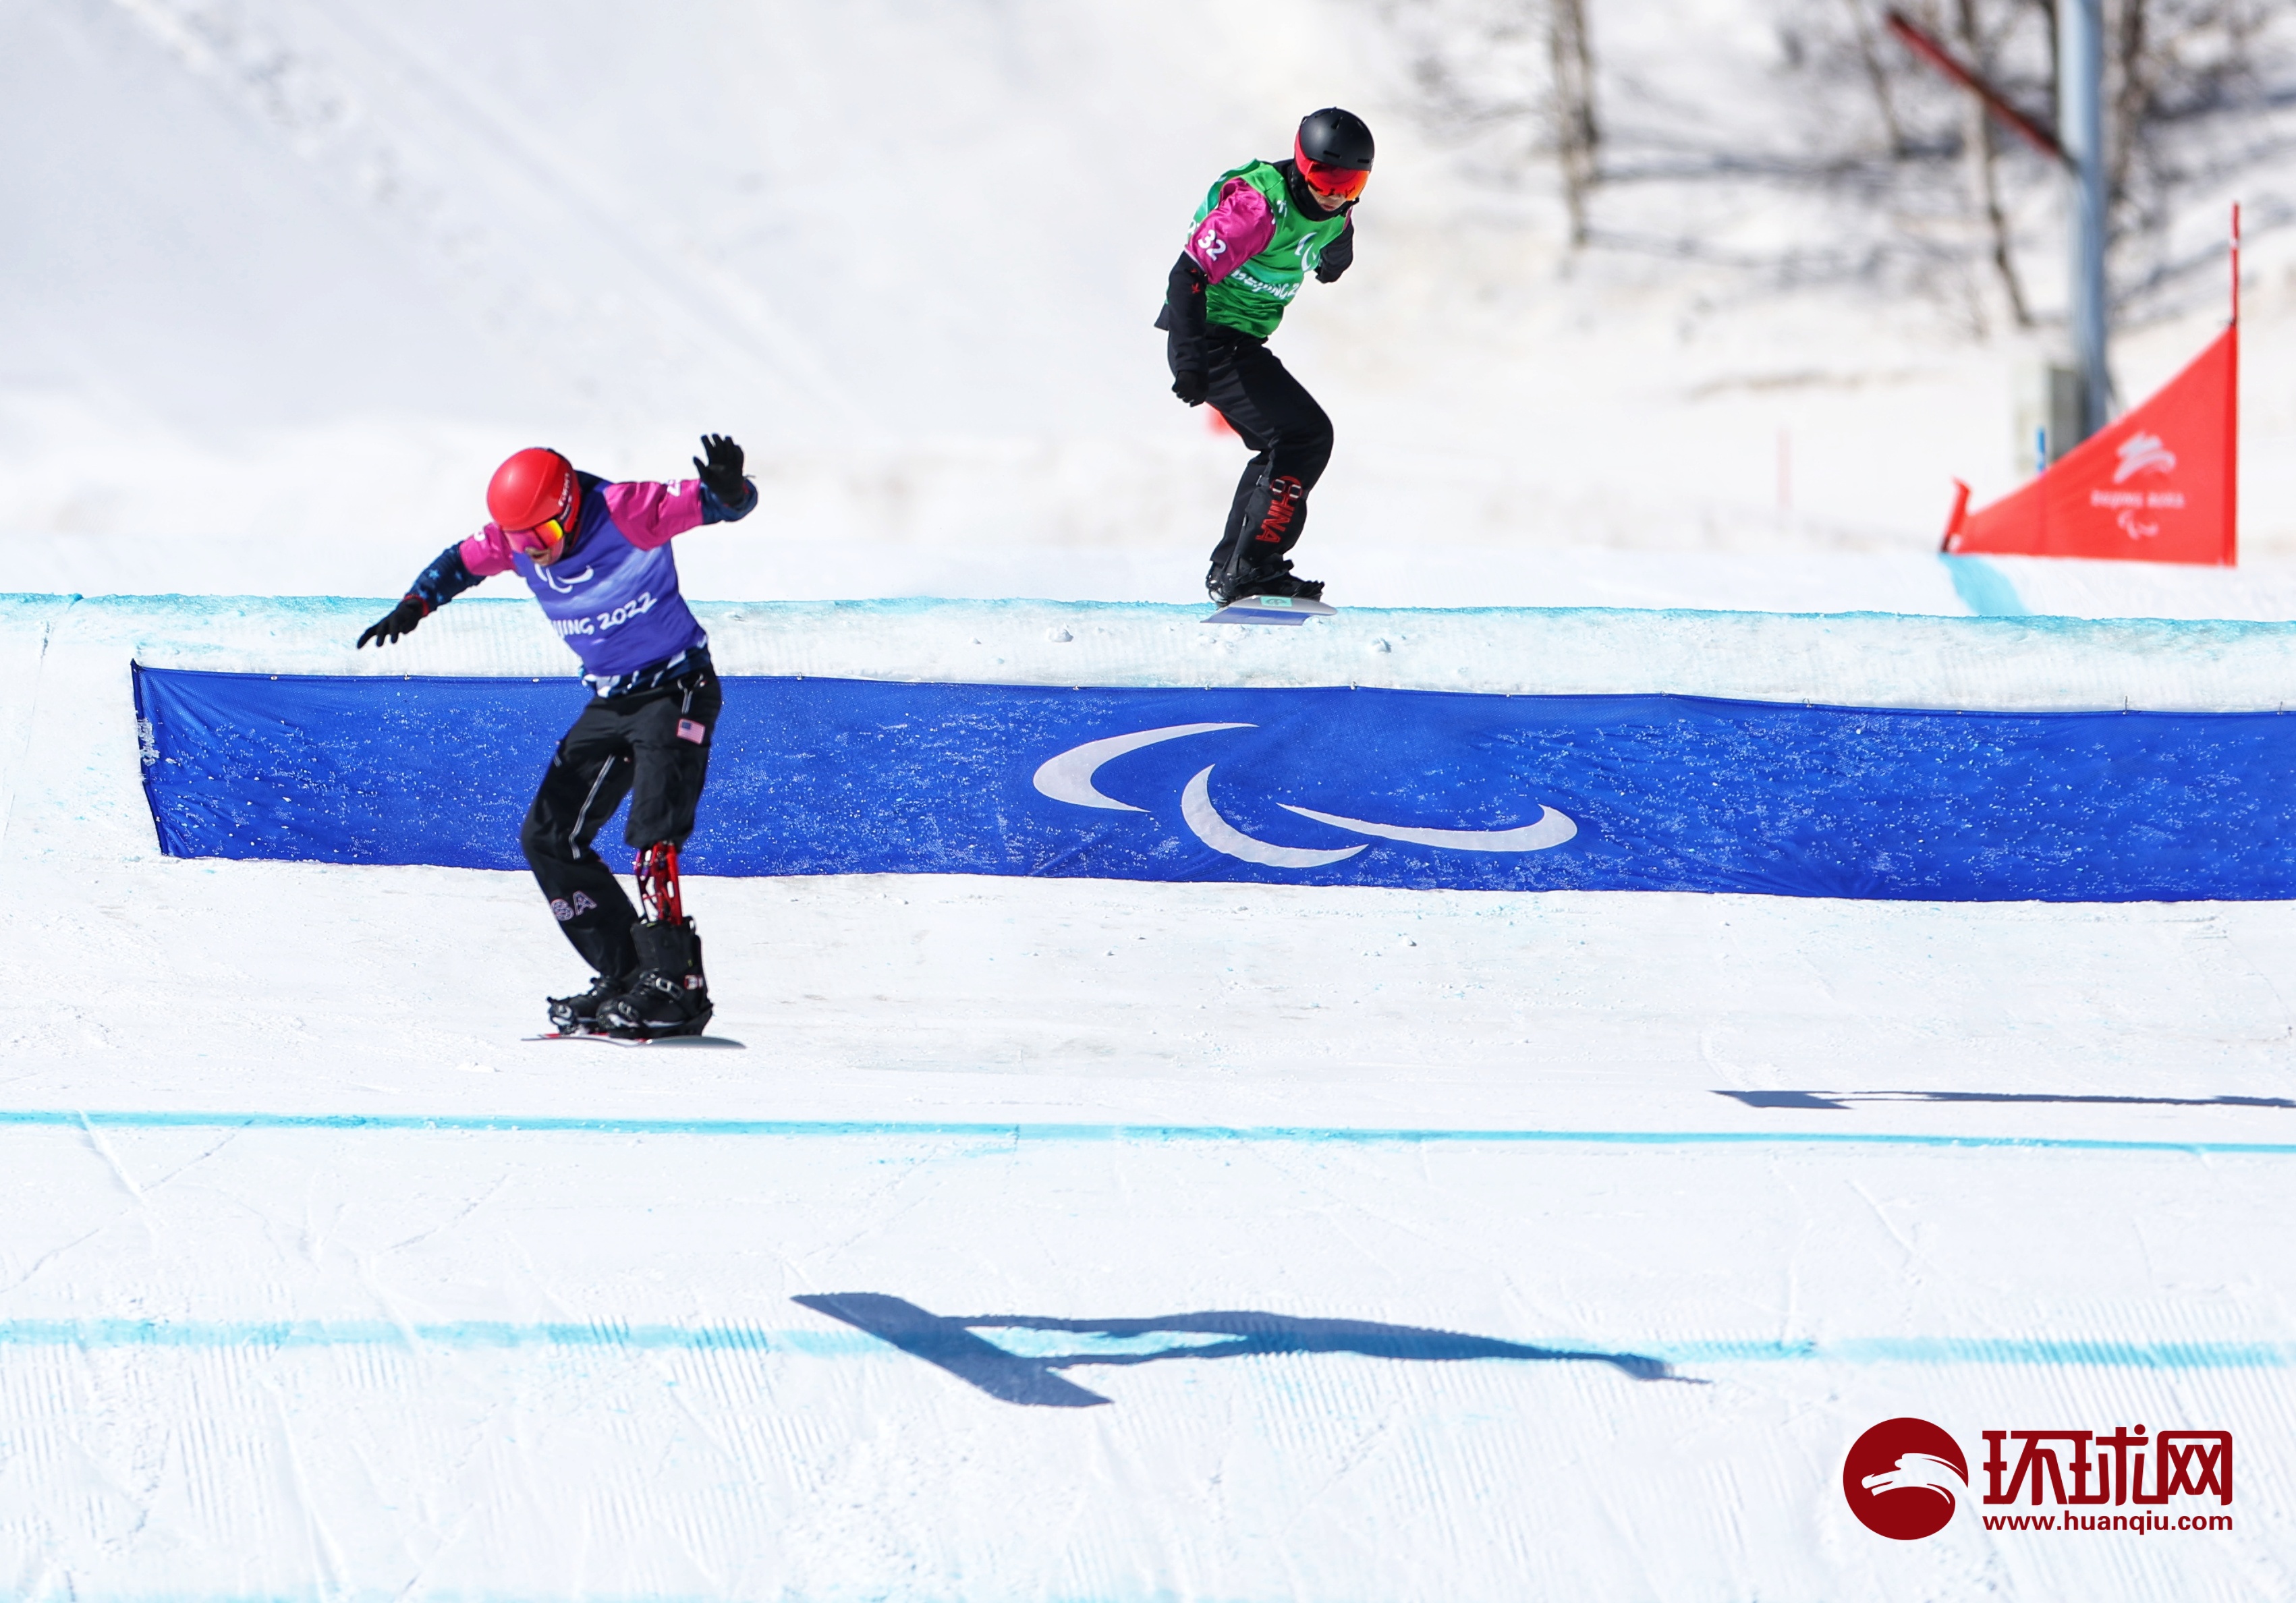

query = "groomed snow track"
[2,594,2293,1601]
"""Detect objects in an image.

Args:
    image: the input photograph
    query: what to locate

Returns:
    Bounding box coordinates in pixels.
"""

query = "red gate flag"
[1942,323,2237,565]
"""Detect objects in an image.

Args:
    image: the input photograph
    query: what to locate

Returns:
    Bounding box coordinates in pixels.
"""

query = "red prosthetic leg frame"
[636,841,685,924]
[594,842,712,1038]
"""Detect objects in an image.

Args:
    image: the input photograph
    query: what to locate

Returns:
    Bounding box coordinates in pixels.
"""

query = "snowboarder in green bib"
[1158,107,1372,606]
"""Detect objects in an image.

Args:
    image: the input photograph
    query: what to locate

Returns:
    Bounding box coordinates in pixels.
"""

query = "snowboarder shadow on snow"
[793,1292,1681,1408]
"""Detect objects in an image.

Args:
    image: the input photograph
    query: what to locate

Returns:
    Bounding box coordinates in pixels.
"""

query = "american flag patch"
[677,719,708,744]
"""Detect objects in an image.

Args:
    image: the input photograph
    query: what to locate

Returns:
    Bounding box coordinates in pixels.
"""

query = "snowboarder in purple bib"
[355,436,756,1039]
[1159,108,1372,607]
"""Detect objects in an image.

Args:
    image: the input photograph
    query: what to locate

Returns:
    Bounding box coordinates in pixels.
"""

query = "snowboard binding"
[547,972,627,1034]
[595,841,714,1039]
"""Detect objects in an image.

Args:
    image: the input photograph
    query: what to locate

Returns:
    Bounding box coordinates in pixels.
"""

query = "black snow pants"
[519,665,722,980]
[1202,327,1336,589]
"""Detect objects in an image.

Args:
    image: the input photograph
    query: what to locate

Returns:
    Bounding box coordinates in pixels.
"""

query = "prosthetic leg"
[1210,469,1318,604]
[595,841,713,1038]
[1200,334,1334,605]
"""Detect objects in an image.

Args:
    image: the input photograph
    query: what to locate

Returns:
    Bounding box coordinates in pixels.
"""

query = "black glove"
[1163,254,1213,406]
[1315,218,1355,284]
[694,433,747,505]
[357,596,426,649]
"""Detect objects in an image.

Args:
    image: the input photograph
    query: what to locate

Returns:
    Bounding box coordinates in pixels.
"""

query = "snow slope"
[5,596,2295,1599]
[7,0,2296,611]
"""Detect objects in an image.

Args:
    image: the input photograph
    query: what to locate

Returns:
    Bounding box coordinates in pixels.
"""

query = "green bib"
[1195,161,1349,339]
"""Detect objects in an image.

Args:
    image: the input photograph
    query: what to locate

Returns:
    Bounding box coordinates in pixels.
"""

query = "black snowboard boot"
[595,918,712,1039]
[547,973,627,1036]
[1212,558,1324,607]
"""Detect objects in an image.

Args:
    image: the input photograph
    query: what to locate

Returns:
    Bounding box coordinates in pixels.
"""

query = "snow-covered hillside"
[6,0,2296,607]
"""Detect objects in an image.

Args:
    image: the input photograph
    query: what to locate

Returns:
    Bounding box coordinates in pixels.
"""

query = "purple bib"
[511,489,707,679]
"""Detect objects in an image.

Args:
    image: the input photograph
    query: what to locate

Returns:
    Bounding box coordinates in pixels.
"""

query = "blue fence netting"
[130,665,2296,901]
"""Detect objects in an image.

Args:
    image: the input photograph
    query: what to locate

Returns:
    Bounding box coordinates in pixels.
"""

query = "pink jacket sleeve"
[600,479,706,551]
[1184,178,1276,284]
[459,524,519,576]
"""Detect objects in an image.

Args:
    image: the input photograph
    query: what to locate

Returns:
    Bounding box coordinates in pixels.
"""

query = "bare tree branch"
[1549,0,1602,243]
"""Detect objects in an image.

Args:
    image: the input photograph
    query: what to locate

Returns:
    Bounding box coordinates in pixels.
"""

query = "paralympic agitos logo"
[1032,722,1576,870]
[1843,1417,2235,1539]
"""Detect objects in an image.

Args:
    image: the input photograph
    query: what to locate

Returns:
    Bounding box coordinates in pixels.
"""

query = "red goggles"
[1294,146,1369,202]
[511,484,578,553]
[515,515,569,552]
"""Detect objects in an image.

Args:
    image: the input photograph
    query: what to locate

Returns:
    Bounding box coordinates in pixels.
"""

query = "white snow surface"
[18,590,2296,710]
[6,595,2296,1600]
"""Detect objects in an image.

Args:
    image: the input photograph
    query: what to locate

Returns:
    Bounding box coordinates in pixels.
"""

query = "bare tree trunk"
[2108,0,2150,213]
[1548,0,1600,246]
[1976,115,2034,326]
[1843,0,1911,157]
[1957,0,2035,326]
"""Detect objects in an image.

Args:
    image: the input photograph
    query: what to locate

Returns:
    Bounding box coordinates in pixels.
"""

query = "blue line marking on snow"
[0,1320,874,1355]
[1658,1337,2296,1368]
[1940,554,2027,617]
[0,1320,2286,1371]
[3,1108,2294,1154]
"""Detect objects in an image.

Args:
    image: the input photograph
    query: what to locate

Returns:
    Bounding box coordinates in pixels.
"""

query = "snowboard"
[1204,594,1337,626]
[525,1031,746,1049]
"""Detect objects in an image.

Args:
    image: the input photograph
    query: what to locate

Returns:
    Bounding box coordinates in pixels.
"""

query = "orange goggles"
[1295,151,1368,203]
[515,514,571,553]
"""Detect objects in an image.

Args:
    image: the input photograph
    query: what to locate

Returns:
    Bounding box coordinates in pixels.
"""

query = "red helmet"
[486,447,579,536]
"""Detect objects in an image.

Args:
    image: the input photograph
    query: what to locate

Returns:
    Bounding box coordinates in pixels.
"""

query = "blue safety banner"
[131,666,2296,901]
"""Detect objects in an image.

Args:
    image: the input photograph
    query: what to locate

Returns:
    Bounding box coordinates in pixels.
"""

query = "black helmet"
[1296,107,1375,171]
